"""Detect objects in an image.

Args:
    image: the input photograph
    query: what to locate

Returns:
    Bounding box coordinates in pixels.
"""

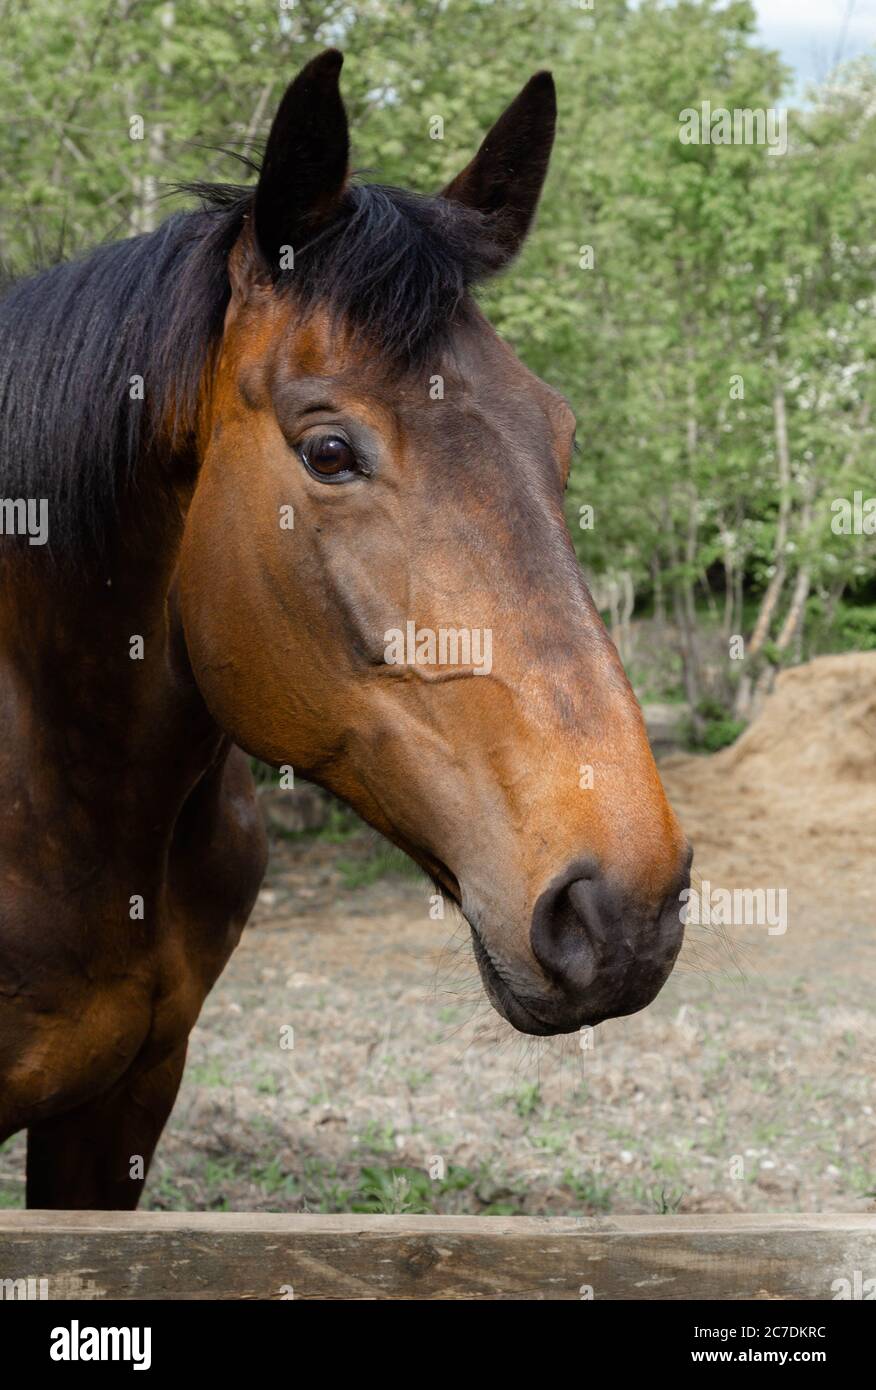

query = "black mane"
[0,180,504,556]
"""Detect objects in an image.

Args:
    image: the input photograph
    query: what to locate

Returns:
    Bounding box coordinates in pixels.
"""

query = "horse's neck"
[0,516,223,864]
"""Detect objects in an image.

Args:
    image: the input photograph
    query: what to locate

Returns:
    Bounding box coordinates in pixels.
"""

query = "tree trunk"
[672,579,702,733]
[652,554,666,638]
[747,367,792,660]
[776,566,811,652]
[735,360,792,720]
[721,537,734,644]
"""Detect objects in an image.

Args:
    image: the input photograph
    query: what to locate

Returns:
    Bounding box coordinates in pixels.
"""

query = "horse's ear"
[439,71,556,263]
[252,48,349,273]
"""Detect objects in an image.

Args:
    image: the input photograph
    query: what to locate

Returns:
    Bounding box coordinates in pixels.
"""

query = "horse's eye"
[300,434,358,482]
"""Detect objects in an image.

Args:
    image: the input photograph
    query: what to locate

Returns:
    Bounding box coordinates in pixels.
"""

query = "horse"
[0,50,691,1210]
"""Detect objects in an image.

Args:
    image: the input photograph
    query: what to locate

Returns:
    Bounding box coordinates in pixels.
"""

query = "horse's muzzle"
[472,851,691,1036]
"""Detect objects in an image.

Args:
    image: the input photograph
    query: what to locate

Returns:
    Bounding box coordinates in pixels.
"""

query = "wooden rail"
[1,1211,874,1300]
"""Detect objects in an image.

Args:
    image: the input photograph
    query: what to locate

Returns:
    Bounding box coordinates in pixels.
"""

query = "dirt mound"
[718,652,876,788]
[662,653,876,904]
[666,652,876,803]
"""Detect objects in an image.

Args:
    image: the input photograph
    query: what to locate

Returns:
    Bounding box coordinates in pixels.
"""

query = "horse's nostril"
[530,863,615,994]
[529,852,689,1006]
[498,853,690,1031]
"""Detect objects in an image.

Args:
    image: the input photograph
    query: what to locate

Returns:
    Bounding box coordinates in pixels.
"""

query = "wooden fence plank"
[0,1212,873,1300]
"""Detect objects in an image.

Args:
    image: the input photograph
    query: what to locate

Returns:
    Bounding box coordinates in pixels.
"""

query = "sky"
[752,0,876,92]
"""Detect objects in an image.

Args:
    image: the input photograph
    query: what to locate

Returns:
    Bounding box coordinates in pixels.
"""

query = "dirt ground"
[1,653,874,1216]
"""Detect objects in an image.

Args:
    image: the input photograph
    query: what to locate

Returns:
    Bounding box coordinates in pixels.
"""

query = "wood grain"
[0,1212,873,1300]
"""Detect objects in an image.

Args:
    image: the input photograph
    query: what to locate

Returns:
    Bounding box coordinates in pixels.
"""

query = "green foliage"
[648,1184,687,1214]
[336,841,423,888]
[691,697,746,751]
[563,1167,615,1213]
[505,1082,542,1119]
[352,1164,476,1214]
[834,607,876,653]
[313,801,363,844]
[809,600,876,654]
